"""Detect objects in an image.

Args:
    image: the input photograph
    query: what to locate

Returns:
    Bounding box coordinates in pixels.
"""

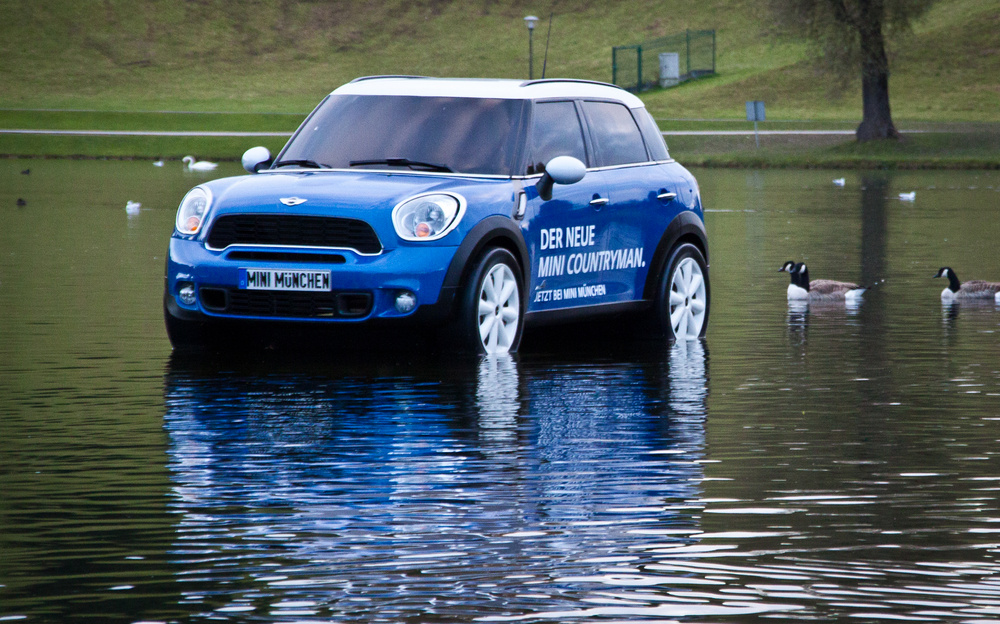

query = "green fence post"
[712,30,716,74]
[636,45,642,92]
[686,29,691,78]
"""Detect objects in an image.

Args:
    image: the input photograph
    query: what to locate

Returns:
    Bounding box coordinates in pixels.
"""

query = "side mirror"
[242,146,273,173]
[536,156,586,201]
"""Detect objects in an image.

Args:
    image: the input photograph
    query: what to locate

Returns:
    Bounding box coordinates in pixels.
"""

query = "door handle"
[589,196,609,206]
[657,191,677,201]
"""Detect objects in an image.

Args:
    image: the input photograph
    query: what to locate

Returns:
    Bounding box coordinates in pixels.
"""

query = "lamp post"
[524,15,538,79]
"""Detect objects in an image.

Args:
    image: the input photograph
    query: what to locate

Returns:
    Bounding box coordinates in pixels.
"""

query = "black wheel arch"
[643,211,709,301]
[438,215,530,313]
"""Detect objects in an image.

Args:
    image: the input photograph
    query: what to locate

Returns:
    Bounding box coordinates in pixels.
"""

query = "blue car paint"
[166,163,701,324]
[167,170,521,321]
[520,161,701,313]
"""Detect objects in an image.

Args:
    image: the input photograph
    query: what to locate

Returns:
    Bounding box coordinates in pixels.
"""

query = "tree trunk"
[855,1,899,142]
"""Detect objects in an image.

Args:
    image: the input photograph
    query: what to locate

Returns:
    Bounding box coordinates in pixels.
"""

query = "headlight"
[175,187,213,235]
[392,193,465,242]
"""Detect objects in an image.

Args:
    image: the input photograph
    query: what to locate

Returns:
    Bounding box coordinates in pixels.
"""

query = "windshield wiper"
[349,158,453,173]
[273,159,328,169]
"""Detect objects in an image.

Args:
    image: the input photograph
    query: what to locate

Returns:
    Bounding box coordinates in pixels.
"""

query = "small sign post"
[745,100,765,149]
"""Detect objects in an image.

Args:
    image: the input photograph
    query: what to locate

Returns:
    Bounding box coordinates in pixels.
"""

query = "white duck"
[182,156,218,172]
[898,191,915,201]
[779,261,866,302]
[832,178,845,187]
[125,200,141,216]
[934,267,1000,303]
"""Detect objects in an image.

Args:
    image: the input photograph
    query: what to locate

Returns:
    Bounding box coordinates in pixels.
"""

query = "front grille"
[207,214,382,254]
[201,288,373,319]
[225,251,347,264]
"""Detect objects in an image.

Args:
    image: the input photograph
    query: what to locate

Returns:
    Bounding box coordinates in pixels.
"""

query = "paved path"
[661,129,857,136]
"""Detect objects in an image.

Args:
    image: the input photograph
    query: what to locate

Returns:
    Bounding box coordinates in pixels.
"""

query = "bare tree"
[764,0,937,142]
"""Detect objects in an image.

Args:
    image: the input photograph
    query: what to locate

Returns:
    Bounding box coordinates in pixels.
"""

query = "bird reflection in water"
[785,298,863,343]
[940,298,997,333]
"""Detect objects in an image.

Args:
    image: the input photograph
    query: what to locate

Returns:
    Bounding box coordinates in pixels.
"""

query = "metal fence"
[612,29,715,92]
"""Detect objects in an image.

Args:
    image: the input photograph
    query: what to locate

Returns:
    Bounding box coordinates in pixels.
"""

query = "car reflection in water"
[162,342,708,621]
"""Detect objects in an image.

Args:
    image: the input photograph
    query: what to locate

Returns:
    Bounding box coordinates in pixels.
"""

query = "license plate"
[238,268,331,291]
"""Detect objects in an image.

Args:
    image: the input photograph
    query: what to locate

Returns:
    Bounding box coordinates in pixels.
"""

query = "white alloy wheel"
[668,256,707,340]
[477,262,521,354]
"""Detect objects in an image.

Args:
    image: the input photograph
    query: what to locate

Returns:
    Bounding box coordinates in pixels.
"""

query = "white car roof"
[332,76,646,109]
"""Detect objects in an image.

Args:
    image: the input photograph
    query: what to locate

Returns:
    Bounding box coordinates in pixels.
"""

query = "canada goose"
[182,156,218,171]
[779,261,866,302]
[934,267,1000,303]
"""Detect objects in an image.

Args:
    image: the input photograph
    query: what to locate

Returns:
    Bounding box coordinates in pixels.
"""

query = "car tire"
[456,248,524,355]
[654,243,709,341]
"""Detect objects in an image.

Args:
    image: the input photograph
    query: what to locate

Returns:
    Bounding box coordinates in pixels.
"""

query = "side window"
[528,101,587,174]
[582,101,649,167]
[634,108,670,161]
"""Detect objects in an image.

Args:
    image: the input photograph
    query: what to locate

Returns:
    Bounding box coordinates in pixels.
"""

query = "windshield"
[278,95,526,176]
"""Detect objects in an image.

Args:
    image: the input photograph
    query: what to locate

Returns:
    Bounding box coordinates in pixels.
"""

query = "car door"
[522,100,615,313]
[580,100,676,303]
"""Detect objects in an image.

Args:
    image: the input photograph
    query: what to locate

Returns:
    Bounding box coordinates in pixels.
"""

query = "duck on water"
[779,261,867,302]
[934,267,1000,303]
[182,156,218,172]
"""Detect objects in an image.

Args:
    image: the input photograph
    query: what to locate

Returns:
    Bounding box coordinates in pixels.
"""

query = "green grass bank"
[1,0,998,168]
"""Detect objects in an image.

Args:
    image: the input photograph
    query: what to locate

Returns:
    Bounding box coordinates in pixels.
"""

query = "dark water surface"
[2,160,1000,623]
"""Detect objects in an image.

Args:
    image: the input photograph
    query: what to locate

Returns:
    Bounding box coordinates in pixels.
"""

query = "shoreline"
[2,126,997,170]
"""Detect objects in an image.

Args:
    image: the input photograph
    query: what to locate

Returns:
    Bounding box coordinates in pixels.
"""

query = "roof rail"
[349,75,429,83]
[519,78,622,89]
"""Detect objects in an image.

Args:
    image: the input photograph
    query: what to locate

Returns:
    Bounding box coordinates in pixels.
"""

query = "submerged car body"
[164,76,709,354]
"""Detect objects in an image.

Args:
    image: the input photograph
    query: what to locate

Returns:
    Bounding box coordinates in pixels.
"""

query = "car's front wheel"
[457,248,524,354]
[654,243,709,341]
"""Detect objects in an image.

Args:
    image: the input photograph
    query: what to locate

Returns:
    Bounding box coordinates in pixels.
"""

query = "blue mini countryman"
[164,76,709,354]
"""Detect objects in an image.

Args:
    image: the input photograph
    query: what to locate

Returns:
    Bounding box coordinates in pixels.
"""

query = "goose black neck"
[798,265,810,291]
[946,271,961,292]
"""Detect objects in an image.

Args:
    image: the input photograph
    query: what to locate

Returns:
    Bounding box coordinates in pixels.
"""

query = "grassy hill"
[1,0,997,165]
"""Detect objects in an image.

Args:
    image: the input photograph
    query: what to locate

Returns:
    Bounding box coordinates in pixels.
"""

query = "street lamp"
[524,15,539,79]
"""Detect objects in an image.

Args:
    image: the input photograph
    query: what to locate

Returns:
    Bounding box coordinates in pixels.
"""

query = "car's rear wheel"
[654,243,709,341]
[457,248,523,354]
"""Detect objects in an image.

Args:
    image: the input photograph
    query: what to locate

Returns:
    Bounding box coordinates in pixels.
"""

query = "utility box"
[745,100,766,122]
[659,53,680,88]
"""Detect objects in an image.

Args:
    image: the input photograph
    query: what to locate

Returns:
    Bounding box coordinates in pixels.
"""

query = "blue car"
[164,76,709,354]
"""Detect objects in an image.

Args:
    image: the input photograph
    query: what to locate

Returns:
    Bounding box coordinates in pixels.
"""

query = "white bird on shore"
[833,178,845,187]
[183,156,218,172]
[153,160,164,167]
[126,200,141,216]
[898,191,915,201]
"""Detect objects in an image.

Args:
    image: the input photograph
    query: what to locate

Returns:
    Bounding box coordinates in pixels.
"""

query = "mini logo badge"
[280,197,308,206]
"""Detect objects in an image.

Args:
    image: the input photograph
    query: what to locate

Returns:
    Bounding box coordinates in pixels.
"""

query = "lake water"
[2,159,1000,623]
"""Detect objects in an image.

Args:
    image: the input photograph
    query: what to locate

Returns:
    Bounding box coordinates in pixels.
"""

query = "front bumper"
[165,237,460,325]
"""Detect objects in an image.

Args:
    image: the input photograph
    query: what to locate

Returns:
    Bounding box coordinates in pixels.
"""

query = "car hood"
[203,170,502,214]
[198,170,513,250]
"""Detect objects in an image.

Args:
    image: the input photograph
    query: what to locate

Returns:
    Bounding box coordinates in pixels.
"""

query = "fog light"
[394,290,416,314]
[178,283,197,306]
